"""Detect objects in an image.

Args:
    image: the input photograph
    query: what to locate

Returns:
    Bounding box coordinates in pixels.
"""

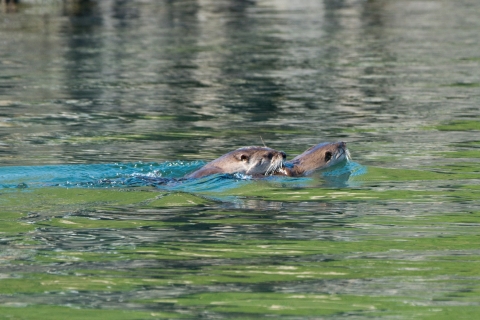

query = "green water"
[1,0,480,319]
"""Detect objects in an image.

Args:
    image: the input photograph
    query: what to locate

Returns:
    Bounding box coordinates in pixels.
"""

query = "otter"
[276,142,350,177]
[186,146,287,179]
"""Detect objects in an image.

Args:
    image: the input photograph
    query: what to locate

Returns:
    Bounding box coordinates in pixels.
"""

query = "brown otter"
[186,146,287,179]
[276,142,350,177]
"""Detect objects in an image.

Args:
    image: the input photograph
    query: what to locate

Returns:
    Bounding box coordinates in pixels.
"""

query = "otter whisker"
[345,149,351,161]
[245,165,255,175]
[276,160,285,173]
[265,158,284,176]
[264,163,276,176]
[260,136,267,148]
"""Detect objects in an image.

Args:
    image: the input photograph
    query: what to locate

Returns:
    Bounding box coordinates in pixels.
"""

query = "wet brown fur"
[276,142,349,177]
[186,146,286,179]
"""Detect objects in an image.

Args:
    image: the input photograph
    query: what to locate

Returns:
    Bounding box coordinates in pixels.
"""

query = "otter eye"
[325,151,332,162]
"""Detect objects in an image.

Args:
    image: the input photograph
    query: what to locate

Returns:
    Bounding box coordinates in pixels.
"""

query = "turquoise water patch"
[0,161,202,189]
[0,161,365,193]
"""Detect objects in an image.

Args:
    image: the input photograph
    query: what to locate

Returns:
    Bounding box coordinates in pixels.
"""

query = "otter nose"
[339,142,346,148]
[280,151,287,159]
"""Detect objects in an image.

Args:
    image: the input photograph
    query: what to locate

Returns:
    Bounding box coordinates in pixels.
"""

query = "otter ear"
[238,154,249,162]
[325,151,332,162]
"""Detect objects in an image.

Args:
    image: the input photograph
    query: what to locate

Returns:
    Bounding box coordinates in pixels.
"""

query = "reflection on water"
[1,0,480,318]
[1,0,477,166]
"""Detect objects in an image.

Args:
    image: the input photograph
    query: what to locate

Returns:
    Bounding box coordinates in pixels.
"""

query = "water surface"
[0,0,480,318]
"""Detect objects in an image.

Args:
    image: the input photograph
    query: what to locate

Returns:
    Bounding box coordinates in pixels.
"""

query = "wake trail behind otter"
[0,161,365,191]
[0,162,202,189]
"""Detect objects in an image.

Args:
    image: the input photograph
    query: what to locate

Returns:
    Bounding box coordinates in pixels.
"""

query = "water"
[1,0,480,318]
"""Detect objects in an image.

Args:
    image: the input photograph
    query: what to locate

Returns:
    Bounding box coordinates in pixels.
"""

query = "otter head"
[286,142,350,176]
[232,146,287,176]
[186,146,286,179]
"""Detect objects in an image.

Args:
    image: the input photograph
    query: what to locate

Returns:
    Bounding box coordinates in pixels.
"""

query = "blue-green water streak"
[0,160,365,191]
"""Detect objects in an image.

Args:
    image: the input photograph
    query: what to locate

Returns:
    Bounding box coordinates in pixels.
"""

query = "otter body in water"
[276,142,350,177]
[186,146,286,179]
